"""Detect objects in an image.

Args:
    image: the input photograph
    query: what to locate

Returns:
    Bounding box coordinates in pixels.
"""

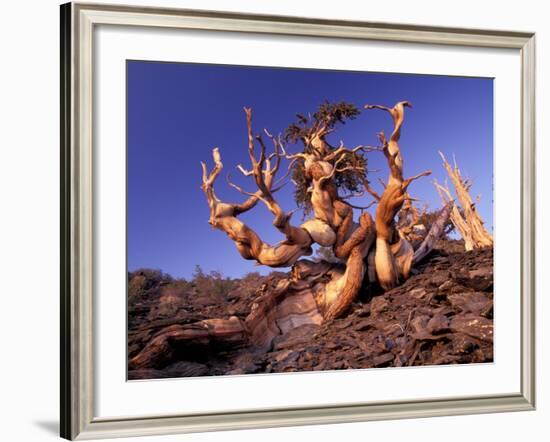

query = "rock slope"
[128,242,493,379]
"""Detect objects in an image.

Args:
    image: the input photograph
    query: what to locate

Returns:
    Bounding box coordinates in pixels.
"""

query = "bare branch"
[433,179,453,203]
[364,104,391,112]
[323,144,368,162]
[244,107,257,166]
[200,147,223,187]
[226,173,272,207]
[344,200,377,211]
[403,169,432,189]
[364,179,382,201]
[226,174,257,198]
[236,164,254,176]
[334,166,366,177]
[318,153,350,184]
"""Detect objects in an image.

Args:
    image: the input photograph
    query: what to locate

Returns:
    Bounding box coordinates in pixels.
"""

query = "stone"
[450,314,493,342]
[372,353,395,367]
[370,296,390,317]
[127,243,494,377]
[426,314,450,334]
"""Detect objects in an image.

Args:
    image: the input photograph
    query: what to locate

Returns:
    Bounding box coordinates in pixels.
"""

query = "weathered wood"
[437,152,493,249]
[201,107,378,317]
[364,101,431,289]
[413,201,453,264]
[245,274,324,349]
[199,103,452,328]
[434,179,476,250]
[128,317,247,370]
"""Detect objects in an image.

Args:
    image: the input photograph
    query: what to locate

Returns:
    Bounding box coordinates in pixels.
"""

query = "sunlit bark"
[364,101,431,289]
[200,104,447,318]
[436,152,493,250]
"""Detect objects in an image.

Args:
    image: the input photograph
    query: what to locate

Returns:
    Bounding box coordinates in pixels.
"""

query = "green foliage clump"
[283,101,360,146]
[283,101,368,214]
[291,153,368,215]
[290,159,312,214]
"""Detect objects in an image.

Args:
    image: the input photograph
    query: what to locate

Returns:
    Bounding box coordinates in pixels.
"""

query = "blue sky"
[127,61,493,279]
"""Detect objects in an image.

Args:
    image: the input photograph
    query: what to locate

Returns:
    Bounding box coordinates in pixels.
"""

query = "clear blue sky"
[127,61,493,279]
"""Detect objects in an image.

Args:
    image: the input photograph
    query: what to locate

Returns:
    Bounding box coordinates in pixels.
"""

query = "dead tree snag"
[435,152,493,250]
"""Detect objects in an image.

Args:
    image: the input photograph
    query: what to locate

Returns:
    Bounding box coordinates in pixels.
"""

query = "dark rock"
[128,243,493,377]
[450,314,493,342]
[429,272,451,287]
[273,324,320,350]
[451,334,478,354]
[438,280,455,292]
[355,305,371,317]
[410,315,430,334]
[373,353,395,367]
[370,296,390,317]
[448,292,492,316]
[427,314,451,334]
[353,318,375,331]
[128,361,208,380]
[454,266,493,291]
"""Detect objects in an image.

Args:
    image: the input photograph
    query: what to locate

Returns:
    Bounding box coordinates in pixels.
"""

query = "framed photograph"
[60,2,535,440]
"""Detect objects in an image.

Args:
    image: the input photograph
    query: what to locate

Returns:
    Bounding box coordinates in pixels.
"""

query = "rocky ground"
[128,240,493,379]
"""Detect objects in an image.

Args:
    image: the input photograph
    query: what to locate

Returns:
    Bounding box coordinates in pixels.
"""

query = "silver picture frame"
[60,2,536,439]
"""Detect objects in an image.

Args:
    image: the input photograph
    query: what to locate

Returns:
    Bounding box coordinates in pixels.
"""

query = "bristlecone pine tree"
[200,101,451,317]
[128,100,457,370]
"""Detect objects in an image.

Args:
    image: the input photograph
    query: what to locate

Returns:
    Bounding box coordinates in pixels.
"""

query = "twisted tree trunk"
[201,108,381,319]
[364,102,431,289]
